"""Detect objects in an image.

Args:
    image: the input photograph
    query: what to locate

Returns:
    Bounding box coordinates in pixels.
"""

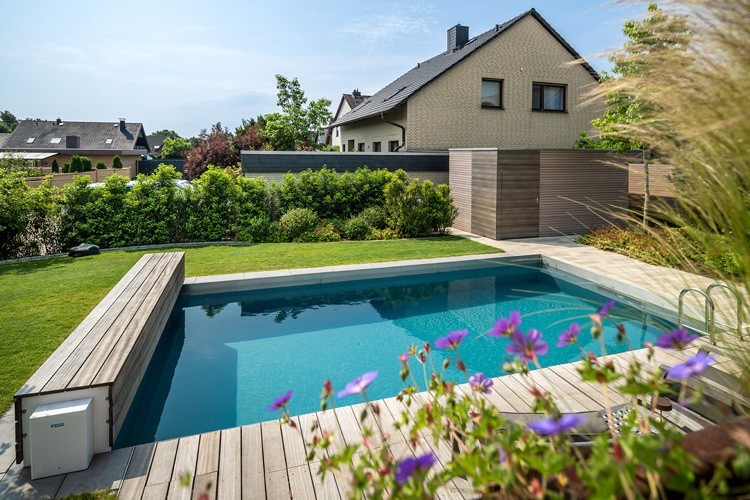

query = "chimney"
[447,24,469,51]
[65,135,80,148]
[352,89,361,98]
[118,118,126,132]
[55,117,61,126]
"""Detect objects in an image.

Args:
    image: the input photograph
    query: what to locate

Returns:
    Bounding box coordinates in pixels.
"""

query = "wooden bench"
[14,252,185,466]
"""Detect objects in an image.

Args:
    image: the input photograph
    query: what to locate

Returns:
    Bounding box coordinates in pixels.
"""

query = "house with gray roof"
[328,89,370,150]
[1,118,150,171]
[330,9,603,152]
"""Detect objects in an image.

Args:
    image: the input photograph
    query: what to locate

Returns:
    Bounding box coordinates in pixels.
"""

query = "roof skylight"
[105,138,114,144]
[50,138,62,144]
[26,137,35,144]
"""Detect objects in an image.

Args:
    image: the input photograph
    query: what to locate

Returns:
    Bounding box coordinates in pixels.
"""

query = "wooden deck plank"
[493,377,534,412]
[118,443,155,500]
[260,420,287,474]
[350,402,383,449]
[374,398,408,445]
[287,464,316,500]
[280,416,308,469]
[315,409,348,455]
[264,469,290,500]
[192,472,217,500]
[167,434,200,500]
[308,460,341,500]
[334,406,364,447]
[548,363,629,407]
[217,427,241,500]
[195,431,221,477]
[143,482,170,499]
[15,253,156,396]
[43,253,169,391]
[146,439,179,487]
[526,368,596,412]
[240,424,265,500]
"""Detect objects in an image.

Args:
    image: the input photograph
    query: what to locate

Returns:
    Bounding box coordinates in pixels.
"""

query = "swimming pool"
[115,259,674,448]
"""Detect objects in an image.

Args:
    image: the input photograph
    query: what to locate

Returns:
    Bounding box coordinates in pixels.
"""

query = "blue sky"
[0,1,647,137]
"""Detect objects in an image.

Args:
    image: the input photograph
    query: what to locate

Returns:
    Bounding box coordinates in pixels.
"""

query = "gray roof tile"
[2,119,148,151]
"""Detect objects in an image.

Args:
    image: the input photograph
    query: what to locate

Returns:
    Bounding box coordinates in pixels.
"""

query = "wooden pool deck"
[0,236,745,499]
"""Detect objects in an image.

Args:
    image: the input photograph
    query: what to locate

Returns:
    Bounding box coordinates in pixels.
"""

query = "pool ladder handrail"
[678,282,745,345]
[706,281,744,341]
[678,287,715,344]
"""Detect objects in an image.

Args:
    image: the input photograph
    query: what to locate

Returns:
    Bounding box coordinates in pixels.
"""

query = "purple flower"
[556,323,581,347]
[268,390,293,411]
[527,414,585,435]
[434,329,467,349]
[656,328,699,350]
[488,311,522,337]
[395,452,437,484]
[337,371,379,398]
[506,329,548,363]
[668,352,716,380]
[469,372,494,394]
[599,300,616,318]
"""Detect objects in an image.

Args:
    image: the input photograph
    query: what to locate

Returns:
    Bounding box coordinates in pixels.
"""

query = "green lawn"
[0,237,500,410]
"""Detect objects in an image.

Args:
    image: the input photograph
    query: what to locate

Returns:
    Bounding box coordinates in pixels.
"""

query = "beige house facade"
[332,9,603,151]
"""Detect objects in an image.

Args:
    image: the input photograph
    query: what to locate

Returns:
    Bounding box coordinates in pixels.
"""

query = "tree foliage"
[183,123,239,179]
[264,74,332,150]
[150,129,181,139]
[574,3,692,152]
[0,110,18,133]
[161,136,192,159]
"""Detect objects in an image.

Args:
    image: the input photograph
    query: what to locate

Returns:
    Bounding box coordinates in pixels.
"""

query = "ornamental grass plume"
[593,0,750,390]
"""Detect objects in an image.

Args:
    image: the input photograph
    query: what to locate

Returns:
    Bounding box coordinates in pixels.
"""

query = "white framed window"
[105,138,114,144]
[481,79,503,108]
[50,137,62,144]
[26,137,35,144]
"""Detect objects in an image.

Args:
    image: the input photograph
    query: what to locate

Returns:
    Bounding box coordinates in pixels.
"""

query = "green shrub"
[51,159,59,173]
[384,171,458,237]
[127,166,184,245]
[312,224,341,242]
[272,167,395,219]
[184,166,243,241]
[80,156,93,172]
[112,155,123,169]
[96,161,107,170]
[70,155,83,173]
[370,228,400,240]
[279,208,318,242]
[359,206,389,230]
[62,162,70,173]
[342,216,372,240]
[236,214,277,243]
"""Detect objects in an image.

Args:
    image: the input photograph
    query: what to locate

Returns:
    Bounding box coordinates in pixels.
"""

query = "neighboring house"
[330,9,602,152]
[0,133,10,149]
[328,90,370,151]
[0,118,150,170]
[146,134,168,157]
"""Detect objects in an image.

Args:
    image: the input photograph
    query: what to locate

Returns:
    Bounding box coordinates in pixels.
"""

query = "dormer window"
[26,137,35,144]
[50,138,62,144]
[105,138,114,144]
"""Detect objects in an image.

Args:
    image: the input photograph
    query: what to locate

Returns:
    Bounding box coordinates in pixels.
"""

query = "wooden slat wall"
[498,150,540,239]
[469,150,499,239]
[628,164,676,197]
[538,150,629,237]
[448,150,472,232]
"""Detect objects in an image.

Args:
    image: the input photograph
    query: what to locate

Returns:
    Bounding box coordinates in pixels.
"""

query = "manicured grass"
[0,237,500,410]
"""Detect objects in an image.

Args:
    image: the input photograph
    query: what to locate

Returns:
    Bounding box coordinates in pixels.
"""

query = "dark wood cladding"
[498,151,540,239]
[538,150,628,237]
[449,150,472,232]
[628,164,676,197]
[470,151,499,239]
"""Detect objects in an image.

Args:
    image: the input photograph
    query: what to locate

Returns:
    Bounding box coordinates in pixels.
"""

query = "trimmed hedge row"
[0,165,458,259]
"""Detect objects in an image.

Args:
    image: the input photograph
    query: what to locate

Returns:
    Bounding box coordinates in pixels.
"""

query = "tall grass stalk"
[596,0,750,387]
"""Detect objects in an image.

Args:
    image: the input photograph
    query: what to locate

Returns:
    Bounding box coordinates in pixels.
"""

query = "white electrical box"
[29,397,94,479]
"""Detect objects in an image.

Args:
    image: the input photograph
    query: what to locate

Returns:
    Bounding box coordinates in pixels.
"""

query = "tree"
[161,137,192,159]
[268,74,332,150]
[112,155,123,169]
[575,3,691,228]
[150,129,180,139]
[235,123,264,152]
[183,123,238,179]
[0,110,18,133]
[51,159,59,174]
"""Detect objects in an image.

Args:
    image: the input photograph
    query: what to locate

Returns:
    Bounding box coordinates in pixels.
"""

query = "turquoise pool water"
[115,261,673,447]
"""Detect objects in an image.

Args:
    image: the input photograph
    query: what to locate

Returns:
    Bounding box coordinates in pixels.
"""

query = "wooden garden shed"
[449,149,629,239]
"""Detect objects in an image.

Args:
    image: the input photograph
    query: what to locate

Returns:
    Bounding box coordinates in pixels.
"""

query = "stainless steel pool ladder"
[678,282,744,345]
